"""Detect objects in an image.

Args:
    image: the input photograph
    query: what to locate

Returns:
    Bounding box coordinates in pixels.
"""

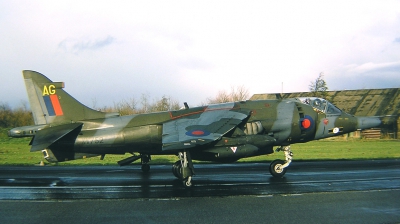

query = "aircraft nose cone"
[357,116,381,130]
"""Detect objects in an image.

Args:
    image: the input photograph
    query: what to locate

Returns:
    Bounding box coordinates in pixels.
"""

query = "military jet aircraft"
[9,70,381,187]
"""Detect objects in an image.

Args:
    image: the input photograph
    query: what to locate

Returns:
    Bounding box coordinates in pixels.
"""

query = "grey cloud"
[348,61,400,74]
[329,61,400,91]
[328,75,399,91]
[394,37,400,43]
[58,36,116,54]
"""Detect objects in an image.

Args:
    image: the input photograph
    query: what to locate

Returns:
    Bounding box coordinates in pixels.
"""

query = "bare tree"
[139,93,150,113]
[206,85,250,104]
[113,98,138,115]
[207,90,230,104]
[150,95,180,112]
[230,85,250,102]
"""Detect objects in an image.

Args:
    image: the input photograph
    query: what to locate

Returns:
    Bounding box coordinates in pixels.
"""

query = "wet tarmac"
[0,160,399,223]
[1,160,400,200]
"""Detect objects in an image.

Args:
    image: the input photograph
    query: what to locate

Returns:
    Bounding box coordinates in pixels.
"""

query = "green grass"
[1,130,399,166]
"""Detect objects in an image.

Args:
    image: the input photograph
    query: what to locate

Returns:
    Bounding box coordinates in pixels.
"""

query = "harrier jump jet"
[9,70,381,187]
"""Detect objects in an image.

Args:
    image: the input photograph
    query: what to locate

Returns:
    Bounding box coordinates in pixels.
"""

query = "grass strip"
[0,136,398,166]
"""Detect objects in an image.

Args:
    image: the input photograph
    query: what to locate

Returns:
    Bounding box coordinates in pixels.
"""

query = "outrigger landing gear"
[172,151,195,188]
[269,146,293,178]
[117,153,151,173]
[141,154,151,173]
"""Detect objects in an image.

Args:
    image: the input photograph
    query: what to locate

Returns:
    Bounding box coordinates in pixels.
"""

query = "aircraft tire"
[269,159,287,178]
[172,161,182,179]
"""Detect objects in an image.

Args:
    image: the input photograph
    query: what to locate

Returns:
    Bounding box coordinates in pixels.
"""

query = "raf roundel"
[186,129,210,137]
[302,119,311,129]
[300,115,314,130]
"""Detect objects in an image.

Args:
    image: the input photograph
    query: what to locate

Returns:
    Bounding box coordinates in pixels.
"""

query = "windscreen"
[298,97,341,115]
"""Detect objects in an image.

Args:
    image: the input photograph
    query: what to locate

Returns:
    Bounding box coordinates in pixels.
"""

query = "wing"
[162,102,250,151]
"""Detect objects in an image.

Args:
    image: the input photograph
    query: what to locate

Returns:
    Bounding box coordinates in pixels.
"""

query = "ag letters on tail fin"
[42,84,64,116]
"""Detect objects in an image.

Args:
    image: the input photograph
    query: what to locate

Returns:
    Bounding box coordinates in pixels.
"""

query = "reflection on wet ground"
[0,160,399,200]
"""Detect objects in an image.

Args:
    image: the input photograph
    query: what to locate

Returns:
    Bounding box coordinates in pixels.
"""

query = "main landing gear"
[172,150,195,188]
[269,146,293,178]
[141,154,151,173]
[117,153,151,173]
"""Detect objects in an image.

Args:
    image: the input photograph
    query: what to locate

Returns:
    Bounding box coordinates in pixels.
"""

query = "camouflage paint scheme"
[9,71,381,187]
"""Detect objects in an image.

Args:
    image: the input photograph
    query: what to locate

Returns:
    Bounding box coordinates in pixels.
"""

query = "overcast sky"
[1,1,400,108]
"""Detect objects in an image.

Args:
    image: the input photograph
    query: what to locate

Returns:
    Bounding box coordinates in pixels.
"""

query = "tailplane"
[23,70,114,125]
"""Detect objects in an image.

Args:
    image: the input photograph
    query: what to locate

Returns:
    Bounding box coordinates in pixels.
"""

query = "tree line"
[0,86,250,128]
[0,102,33,128]
[1,74,328,128]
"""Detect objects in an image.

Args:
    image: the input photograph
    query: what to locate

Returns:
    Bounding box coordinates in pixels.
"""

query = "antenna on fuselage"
[184,102,189,109]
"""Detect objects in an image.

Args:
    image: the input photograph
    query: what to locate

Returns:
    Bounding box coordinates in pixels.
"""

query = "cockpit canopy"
[298,97,341,115]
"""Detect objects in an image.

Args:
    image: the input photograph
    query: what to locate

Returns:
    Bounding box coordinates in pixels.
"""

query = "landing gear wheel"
[172,161,182,179]
[172,151,195,188]
[183,176,192,188]
[269,159,287,178]
[141,164,150,173]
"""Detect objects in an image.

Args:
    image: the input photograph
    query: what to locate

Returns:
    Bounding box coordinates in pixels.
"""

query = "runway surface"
[1,160,399,223]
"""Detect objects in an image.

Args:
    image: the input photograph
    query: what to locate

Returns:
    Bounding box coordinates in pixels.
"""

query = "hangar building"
[251,88,400,139]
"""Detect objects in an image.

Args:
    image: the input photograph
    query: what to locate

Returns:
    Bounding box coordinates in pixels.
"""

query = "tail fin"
[23,70,113,124]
